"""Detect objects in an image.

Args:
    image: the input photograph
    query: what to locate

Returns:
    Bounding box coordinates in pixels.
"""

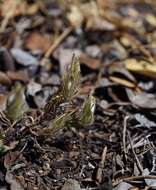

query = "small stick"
[44,26,73,59]
[123,116,129,159]
[128,131,143,173]
[96,146,107,183]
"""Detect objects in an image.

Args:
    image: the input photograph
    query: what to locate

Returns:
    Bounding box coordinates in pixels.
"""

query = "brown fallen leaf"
[0,94,7,111]
[25,32,51,53]
[7,71,29,82]
[80,54,101,69]
[0,71,11,85]
[79,84,94,95]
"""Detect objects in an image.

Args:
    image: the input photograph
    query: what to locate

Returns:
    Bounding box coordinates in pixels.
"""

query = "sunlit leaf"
[124,59,156,79]
[109,76,136,88]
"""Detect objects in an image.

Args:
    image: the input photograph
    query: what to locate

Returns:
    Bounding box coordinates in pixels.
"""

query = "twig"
[128,131,143,173]
[43,26,73,59]
[96,146,107,183]
[123,116,129,158]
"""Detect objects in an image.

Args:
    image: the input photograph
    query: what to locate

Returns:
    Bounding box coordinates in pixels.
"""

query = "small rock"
[11,48,38,66]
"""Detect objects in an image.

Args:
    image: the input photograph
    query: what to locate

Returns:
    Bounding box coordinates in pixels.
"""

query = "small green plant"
[62,55,80,101]
[41,55,96,136]
[6,83,28,121]
[4,55,95,136]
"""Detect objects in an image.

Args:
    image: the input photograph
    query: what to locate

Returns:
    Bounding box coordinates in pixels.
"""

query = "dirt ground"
[1,0,156,189]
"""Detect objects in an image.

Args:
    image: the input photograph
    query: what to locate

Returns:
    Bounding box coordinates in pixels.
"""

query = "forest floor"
[1,0,156,189]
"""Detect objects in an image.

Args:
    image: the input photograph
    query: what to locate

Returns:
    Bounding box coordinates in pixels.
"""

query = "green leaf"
[79,95,95,125]
[6,83,28,121]
[62,55,80,101]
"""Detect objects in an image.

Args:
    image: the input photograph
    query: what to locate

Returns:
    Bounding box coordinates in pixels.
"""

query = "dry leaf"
[67,1,115,31]
[80,54,101,69]
[145,14,156,27]
[0,72,11,85]
[0,94,7,111]
[7,71,29,82]
[109,76,136,88]
[125,59,156,79]
[126,89,156,109]
[0,0,39,17]
[67,5,83,27]
[25,32,51,53]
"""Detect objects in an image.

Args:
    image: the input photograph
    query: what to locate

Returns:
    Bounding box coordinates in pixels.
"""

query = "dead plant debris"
[1,0,156,190]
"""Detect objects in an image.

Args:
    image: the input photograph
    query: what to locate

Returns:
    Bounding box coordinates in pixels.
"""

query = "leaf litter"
[1,0,156,190]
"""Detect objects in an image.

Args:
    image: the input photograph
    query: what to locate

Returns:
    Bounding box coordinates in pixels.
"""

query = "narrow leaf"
[62,55,80,100]
[6,83,28,121]
[79,95,95,125]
